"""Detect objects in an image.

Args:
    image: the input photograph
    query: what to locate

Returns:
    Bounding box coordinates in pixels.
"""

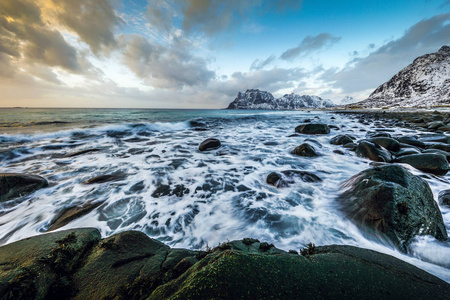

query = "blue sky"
[0,0,449,108]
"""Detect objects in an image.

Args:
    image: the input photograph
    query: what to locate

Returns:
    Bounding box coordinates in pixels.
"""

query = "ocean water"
[0,108,449,282]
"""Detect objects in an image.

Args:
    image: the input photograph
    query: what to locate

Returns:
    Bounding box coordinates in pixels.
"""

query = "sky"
[0,0,449,108]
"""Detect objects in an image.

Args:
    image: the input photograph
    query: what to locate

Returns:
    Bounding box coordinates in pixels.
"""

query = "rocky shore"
[1,109,450,298]
[0,228,449,300]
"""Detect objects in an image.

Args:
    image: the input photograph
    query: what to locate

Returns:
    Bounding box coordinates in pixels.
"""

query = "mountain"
[339,96,357,105]
[357,46,450,108]
[226,89,335,110]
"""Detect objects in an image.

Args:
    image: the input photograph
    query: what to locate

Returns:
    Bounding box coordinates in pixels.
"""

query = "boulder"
[47,201,105,231]
[368,137,401,152]
[0,173,48,202]
[355,141,392,162]
[428,143,450,152]
[394,148,421,158]
[330,134,355,145]
[267,170,321,188]
[438,190,450,207]
[396,153,449,175]
[295,123,330,134]
[291,143,318,157]
[397,136,426,148]
[338,164,447,250]
[199,138,221,151]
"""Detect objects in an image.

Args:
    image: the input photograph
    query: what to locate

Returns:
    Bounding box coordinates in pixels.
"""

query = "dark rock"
[64,148,101,158]
[291,143,318,157]
[266,172,285,188]
[333,150,345,155]
[338,164,447,250]
[330,134,355,145]
[367,132,391,138]
[438,190,450,207]
[0,173,48,202]
[342,142,358,150]
[422,149,450,162]
[368,137,401,152]
[427,121,446,130]
[396,153,449,175]
[281,170,322,183]
[355,141,393,162]
[267,170,322,188]
[394,148,421,157]
[396,136,426,148]
[152,184,190,198]
[419,134,450,144]
[328,125,339,130]
[82,173,127,184]
[199,138,221,151]
[428,143,450,152]
[48,201,105,231]
[295,123,330,135]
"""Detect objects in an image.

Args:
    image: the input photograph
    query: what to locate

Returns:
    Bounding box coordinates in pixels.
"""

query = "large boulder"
[338,164,447,250]
[150,240,450,300]
[355,141,393,162]
[330,134,355,145]
[368,137,401,152]
[291,143,318,157]
[0,173,48,202]
[396,153,449,175]
[295,123,330,134]
[396,136,426,148]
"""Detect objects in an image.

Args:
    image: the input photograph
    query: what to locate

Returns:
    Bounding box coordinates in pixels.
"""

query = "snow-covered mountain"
[357,45,450,108]
[339,96,357,105]
[226,89,335,110]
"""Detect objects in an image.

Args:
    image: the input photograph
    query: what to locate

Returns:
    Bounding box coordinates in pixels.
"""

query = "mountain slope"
[358,46,450,108]
[227,89,335,110]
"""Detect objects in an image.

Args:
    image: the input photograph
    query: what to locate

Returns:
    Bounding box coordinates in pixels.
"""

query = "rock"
[267,170,322,188]
[397,136,426,148]
[394,148,421,157]
[338,164,447,250]
[0,173,48,202]
[342,142,358,150]
[150,241,450,300]
[82,173,127,184]
[152,184,190,198]
[333,150,345,155]
[438,190,450,207]
[427,121,446,130]
[422,149,450,162]
[368,137,401,152]
[199,138,221,151]
[295,123,330,135]
[428,143,450,152]
[64,148,101,158]
[396,153,449,175]
[48,201,105,231]
[355,141,393,162]
[291,143,318,157]
[330,134,355,145]
[0,228,101,299]
[1,229,449,299]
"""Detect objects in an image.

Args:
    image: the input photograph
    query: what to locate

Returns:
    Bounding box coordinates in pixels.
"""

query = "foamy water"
[0,109,449,282]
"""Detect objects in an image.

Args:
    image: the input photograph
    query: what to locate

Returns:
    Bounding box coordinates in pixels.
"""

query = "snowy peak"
[339,96,357,105]
[359,45,450,108]
[227,89,335,110]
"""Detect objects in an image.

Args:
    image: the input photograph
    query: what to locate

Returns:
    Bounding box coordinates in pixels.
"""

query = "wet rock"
[427,121,446,130]
[48,201,105,231]
[422,149,450,162]
[368,137,400,152]
[428,143,450,152]
[333,150,345,155]
[396,136,426,148]
[64,148,101,158]
[199,138,221,151]
[152,184,190,198]
[396,153,449,175]
[342,142,358,150]
[355,141,393,162]
[291,143,318,157]
[394,148,421,157]
[82,173,127,184]
[295,123,330,135]
[338,164,447,250]
[267,170,322,188]
[330,134,355,145]
[438,190,450,207]
[0,173,48,202]
[367,132,391,138]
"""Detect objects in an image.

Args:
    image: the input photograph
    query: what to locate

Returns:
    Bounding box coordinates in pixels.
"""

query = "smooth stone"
[82,173,127,184]
[396,136,426,148]
[396,153,449,175]
[199,138,221,151]
[47,201,105,231]
[330,134,355,145]
[0,173,48,202]
[291,143,318,157]
[368,137,401,152]
[295,124,330,135]
[428,143,450,152]
[355,141,392,163]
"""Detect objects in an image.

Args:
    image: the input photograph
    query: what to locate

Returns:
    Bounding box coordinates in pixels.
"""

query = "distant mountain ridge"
[357,45,450,108]
[227,89,335,110]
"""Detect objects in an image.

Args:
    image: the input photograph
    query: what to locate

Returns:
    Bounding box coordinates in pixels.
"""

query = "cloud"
[250,55,276,71]
[48,0,123,55]
[119,34,215,89]
[145,0,174,33]
[321,13,450,93]
[280,33,341,61]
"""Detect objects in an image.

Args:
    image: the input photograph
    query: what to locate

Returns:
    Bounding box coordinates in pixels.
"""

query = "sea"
[0,108,449,282]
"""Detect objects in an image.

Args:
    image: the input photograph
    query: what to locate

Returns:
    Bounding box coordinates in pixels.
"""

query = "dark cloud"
[250,55,276,71]
[146,1,174,33]
[280,33,341,61]
[0,2,82,74]
[120,34,215,89]
[49,0,123,55]
[321,13,450,93]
